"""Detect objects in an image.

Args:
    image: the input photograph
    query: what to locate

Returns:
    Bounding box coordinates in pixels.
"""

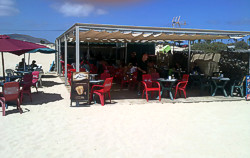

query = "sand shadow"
[41,80,64,87]
[42,75,57,79]
[21,91,63,105]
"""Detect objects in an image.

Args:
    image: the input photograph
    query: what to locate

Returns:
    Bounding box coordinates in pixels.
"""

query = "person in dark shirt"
[30,60,38,70]
[137,53,148,95]
[130,52,137,66]
[18,58,26,70]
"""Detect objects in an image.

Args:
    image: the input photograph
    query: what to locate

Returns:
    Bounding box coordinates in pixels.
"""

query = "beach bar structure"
[55,23,250,85]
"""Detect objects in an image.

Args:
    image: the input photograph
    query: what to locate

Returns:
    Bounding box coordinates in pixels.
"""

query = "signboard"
[71,72,89,105]
[246,76,250,100]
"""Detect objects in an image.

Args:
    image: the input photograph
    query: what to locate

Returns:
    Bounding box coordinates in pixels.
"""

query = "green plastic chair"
[231,76,245,97]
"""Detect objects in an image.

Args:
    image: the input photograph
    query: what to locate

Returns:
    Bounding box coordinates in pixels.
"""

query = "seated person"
[192,62,201,74]
[80,59,90,72]
[30,60,38,70]
[147,61,156,74]
[18,58,27,70]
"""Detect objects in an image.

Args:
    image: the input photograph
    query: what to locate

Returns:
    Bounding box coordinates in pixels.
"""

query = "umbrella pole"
[28,53,30,67]
[24,53,26,71]
[1,52,5,80]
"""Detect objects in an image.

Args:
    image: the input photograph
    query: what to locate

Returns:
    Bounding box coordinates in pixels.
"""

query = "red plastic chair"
[32,71,39,93]
[179,74,189,81]
[67,69,76,86]
[66,64,74,74]
[89,64,98,74]
[90,77,113,106]
[60,61,65,76]
[0,82,22,116]
[141,74,161,102]
[151,72,160,81]
[128,71,138,90]
[100,71,110,80]
[113,68,124,83]
[20,74,33,103]
[173,81,188,99]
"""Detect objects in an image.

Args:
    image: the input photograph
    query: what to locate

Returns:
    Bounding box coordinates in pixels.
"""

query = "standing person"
[130,52,137,66]
[137,53,148,95]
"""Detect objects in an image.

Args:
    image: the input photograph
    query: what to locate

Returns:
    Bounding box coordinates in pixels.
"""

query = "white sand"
[0,74,250,158]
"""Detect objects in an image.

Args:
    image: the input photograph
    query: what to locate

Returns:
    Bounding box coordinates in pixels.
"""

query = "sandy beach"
[0,74,250,158]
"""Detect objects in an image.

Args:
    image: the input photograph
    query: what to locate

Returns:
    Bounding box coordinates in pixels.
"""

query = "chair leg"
[100,94,104,106]
[17,98,22,114]
[95,92,104,106]
[240,87,244,98]
[146,91,149,102]
[183,90,187,99]
[108,92,111,103]
[0,98,5,116]
[158,90,161,101]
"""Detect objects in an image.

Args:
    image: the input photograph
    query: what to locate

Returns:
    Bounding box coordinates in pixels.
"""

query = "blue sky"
[0,0,250,42]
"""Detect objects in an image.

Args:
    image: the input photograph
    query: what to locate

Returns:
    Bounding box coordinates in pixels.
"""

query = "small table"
[89,80,104,84]
[157,78,177,100]
[14,71,32,75]
[89,74,98,80]
[211,77,230,97]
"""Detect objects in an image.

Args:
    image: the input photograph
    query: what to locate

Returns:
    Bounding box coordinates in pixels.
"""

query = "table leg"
[222,81,228,97]
[223,88,228,97]
[212,80,218,96]
[169,90,174,100]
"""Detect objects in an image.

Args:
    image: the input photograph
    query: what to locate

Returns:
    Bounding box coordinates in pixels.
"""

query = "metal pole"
[75,26,80,106]
[24,53,26,71]
[87,42,90,61]
[55,40,58,73]
[116,43,118,63]
[173,41,175,53]
[1,52,5,80]
[76,26,80,72]
[28,53,30,67]
[59,39,61,76]
[188,40,191,73]
[125,43,128,64]
[64,35,68,85]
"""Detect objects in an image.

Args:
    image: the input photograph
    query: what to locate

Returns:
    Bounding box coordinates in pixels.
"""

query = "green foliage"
[192,42,227,53]
[235,41,249,50]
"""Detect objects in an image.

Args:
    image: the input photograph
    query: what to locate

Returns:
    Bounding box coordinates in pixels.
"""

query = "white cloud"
[96,9,107,15]
[0,0,19,16]
[54,2,107,17]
